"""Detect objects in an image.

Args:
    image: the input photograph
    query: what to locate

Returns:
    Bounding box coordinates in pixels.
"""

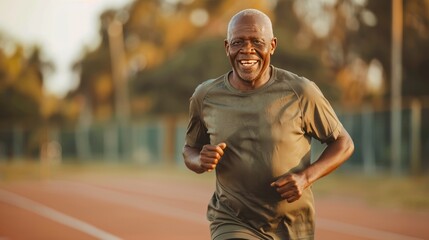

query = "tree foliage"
[71,0,273,118]
[287,0,429,107]
[1,0,428,125]
[0,40,53,126]
[69,0,429,120]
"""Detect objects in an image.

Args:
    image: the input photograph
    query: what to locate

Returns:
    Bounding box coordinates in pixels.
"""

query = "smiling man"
[225,9,275,90]
[183,9,354,240]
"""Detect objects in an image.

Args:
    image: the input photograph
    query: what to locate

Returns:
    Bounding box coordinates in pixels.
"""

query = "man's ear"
[224,39,229,56]
[270,37,277,55]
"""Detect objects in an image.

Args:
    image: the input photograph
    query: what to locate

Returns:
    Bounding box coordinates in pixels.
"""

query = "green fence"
[1,105,428,175]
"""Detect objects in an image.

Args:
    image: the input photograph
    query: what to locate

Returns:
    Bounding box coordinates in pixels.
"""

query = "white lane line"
[318,218,424,240]
[76,182,424,239]
[48,181,207,225]
[49,181,424,240]
[0,189,122,240]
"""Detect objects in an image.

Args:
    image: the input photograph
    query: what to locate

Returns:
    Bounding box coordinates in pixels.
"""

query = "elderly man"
[183,9,354,240]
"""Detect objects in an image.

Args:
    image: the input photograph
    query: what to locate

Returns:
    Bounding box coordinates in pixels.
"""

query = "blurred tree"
[281,0,381,107]
[70,10,116,123]
[132,37,230,115]
[278,0,429,107]
[0,42,55,125]
[401,0,429,98]
[272,0,338,100]
[71,0,273,118]
[70,0,429,119]
[0,36,61,158]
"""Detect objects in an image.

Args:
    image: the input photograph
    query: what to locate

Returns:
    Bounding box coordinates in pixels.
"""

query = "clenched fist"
[199,143,227,172]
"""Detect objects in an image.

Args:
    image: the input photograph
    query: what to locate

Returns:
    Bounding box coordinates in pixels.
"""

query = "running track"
[0,170,428,240]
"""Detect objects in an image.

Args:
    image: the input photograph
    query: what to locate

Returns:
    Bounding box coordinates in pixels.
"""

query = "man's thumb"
[217,142,227,149]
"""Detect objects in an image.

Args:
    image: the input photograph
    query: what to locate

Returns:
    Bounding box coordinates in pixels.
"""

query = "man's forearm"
[302,129,354,187]
[182,145,205,174]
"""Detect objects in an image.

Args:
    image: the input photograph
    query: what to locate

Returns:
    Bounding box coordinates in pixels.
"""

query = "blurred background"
[0,0,428,176]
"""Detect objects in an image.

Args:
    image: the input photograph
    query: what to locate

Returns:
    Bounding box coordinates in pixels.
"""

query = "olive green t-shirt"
[185,66,343,240]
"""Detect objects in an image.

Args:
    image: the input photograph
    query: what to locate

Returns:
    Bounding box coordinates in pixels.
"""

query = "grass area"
[313,172,429,211]
[1,160,428,211]
[0,159,216,183]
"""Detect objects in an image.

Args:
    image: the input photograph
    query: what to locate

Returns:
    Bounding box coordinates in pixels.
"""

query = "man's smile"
[239,60,258,66]
[238,59,259,71]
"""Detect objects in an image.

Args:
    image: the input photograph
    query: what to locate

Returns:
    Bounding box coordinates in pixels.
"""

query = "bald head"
[227,9,274,41]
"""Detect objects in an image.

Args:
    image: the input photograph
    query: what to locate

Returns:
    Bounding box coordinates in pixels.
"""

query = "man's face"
[225,15,276,84]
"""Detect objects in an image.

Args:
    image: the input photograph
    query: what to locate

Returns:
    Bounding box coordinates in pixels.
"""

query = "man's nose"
[240,40,255,53]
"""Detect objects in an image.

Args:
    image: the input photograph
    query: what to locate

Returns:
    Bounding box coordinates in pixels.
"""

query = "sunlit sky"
[0,0,133,97]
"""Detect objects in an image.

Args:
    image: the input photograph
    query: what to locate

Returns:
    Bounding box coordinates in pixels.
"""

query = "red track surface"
[0,172,428,240]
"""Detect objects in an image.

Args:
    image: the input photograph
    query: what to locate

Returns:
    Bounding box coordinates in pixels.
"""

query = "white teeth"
[240,60,257,66]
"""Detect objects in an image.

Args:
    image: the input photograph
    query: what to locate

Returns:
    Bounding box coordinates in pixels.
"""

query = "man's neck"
[229,67,272,91]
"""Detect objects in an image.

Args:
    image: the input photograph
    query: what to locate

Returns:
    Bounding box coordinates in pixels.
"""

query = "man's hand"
[199,143,227,172]
[270,128,354,203]
[271,173,309,203]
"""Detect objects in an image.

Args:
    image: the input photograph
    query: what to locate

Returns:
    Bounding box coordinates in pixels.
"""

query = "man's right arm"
[182,143,227,174]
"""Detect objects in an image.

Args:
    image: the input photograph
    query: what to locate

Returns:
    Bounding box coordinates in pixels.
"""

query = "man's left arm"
[271,127,354,203]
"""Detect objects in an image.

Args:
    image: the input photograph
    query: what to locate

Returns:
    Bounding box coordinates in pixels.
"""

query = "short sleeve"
[300,81,343,143]
[185,87,210,148]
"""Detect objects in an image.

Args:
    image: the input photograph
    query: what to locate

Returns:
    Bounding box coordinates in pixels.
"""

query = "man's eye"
[231,41,242,46]
[253,40,263,45]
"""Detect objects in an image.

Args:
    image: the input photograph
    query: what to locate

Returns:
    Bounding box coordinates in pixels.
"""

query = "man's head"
[225,9,277,89]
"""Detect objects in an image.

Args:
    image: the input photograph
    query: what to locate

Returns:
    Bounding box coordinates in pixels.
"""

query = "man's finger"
[215,142,227,156]
[271,178,288,187]
[217,142,227,149]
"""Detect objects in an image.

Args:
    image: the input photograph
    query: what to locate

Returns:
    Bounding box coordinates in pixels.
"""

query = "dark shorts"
[210,220,264,240]
[209,216,315,240]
